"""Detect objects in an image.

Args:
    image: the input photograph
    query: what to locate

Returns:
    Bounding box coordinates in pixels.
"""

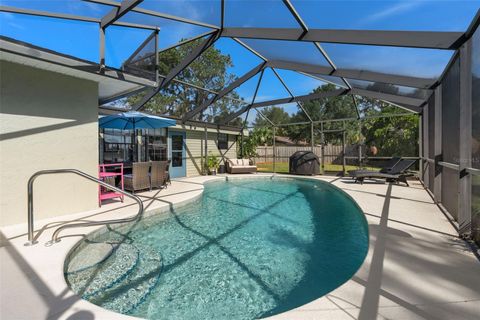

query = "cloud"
[361,1,424,24]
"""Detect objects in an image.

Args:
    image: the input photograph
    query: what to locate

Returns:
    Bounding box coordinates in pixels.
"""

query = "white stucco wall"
[0,61,99,226]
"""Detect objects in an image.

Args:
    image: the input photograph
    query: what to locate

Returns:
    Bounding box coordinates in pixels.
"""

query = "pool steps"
[66,242,163,314]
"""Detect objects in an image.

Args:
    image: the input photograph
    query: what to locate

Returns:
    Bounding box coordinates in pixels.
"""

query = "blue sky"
[1,0,479,116]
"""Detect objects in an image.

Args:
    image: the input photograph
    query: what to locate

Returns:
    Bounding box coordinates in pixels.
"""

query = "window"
[171,135,183,167]
[144,128,167,161]
[100,128,167,163]
[218,133,228,149]
[101,129,136,163]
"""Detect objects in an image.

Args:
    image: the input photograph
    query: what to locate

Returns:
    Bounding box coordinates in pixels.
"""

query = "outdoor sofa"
[226,158,257,174]
[349,159,416,186]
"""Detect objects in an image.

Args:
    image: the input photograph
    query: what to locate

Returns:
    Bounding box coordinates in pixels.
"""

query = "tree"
[286,84,357,143]
[361,105,419,157]
[239,127,273,158]
[127,39,244,125]
[253,106,290,133]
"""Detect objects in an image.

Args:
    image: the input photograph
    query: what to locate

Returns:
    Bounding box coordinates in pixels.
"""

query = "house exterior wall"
[0,61,99,226]
[170,126,238,177]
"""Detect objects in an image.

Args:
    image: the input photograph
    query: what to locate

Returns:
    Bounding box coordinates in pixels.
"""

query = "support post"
[342,120,346,175]
[154,28,159,85]
[434,85,443,202]
[273,126,276,174]
[204,124,208,175]
[310,122,314,151]
[422,101,430,186]
[458,40,472,235]
[419,112,423,180]
[99,27,105,73]
[320,122,325,175]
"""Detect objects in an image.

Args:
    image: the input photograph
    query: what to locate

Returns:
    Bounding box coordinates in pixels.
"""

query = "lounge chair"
[150,161,167,190]
[348,157,401,177]
[353,159,416,186]
[124,162,151,193]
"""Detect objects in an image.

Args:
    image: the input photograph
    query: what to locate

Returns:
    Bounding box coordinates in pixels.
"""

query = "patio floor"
[1,174,479,320]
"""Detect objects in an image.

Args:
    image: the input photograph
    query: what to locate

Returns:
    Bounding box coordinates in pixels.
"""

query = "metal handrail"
[437,161,460,171]
[25,169,144,246]
[466,167,480,176]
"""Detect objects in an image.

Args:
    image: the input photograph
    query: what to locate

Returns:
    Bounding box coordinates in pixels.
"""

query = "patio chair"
[348,157,401,177]
[150,161,167,190]
[124,162,151,193]
[353,159,416,186]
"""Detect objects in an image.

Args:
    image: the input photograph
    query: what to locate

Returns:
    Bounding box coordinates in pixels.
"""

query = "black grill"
[289,151,320,175]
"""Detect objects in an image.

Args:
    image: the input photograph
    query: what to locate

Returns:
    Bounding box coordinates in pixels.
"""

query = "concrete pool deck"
[1,174,479,320]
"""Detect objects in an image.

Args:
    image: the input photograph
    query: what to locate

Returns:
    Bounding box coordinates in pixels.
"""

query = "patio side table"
[99,163,124,206]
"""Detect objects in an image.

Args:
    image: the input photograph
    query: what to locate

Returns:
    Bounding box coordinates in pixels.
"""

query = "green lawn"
[256,162,379,174]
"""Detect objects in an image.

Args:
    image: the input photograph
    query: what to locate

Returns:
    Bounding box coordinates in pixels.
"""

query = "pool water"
[66,177,369,319]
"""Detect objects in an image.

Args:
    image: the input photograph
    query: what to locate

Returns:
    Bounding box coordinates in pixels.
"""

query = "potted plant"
[207,153,220,175]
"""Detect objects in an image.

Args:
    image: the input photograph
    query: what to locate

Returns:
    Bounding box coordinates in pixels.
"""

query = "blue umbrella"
[99,111,176,130]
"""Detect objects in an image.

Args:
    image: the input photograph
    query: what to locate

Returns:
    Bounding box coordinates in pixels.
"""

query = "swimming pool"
[65,177,369,319]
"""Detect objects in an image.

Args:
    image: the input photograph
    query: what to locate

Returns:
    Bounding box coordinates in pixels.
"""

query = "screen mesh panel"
[242,39,331,68]
[175,38,263,94]
[138,0,221,26]
[1,0,112,18]
[105,25,154,69]
[421,103,429,187]
[441,57,460,220]
[427,94,436,191]
[119,12,213,49]
[346,78,431,99]
[202,97,248,126]
[253,68,292,103]
[321,43,454,79]
[308,74,348,88]
[274,69,329,96]
[291,0,479,31]
[472,27,480,243]
[0,12,99,62]
[225,0,299,28]
[122,32,156,81]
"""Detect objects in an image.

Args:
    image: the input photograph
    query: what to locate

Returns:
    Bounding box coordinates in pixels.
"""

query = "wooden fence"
[255,145,361,164]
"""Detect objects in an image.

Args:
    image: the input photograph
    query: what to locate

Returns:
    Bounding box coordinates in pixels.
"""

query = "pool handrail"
[26,168,144,246]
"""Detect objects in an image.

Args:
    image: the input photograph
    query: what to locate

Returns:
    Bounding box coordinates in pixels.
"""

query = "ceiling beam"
[282,0,308,38]
[220,106,250,126]
[266,60,434,89]
[182,61,267,121]
[101,0,143,29]
[351,95,361,119]
[221,28,463,50]
[219,68,265,126]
